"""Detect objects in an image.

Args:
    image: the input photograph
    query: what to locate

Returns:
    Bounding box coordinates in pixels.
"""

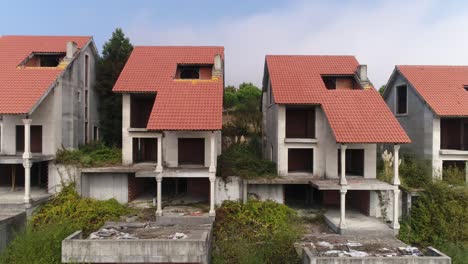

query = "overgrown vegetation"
[399,182,468,264]
[217,137,277,179]
[442,165,466,186]
[96,28,133,147]
[377,151,431,189]
[0,184,130,264]
[212,200,302,264]
[223,82,262,137]
[55,142,121,167]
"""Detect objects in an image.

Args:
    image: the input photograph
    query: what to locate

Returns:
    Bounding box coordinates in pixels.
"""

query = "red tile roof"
[113,46,224,130]
[0,35,91,114]
[396,65,468,117]
[266,55,410,144]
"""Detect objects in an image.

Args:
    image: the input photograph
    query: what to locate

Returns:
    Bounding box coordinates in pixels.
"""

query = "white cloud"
[126,0,468,88]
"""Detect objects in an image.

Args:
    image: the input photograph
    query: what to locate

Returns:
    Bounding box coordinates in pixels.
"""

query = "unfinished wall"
[215,176,242,205]
[81,173,128,203]
[247,184,284,203]
[48,163,81,194]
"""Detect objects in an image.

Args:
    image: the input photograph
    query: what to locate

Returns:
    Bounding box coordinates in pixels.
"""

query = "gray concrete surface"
[0,210,26,253]
[302,246,451,264]
[324,210,395,237]
[62,221,213,263]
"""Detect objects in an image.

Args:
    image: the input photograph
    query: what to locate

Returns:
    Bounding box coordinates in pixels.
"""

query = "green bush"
[0,222,76,264]
[212,200,302,264]
[217,141,277,179]
[0,184,130,264]
[443,166,466,186]
[31,184,130,234]
[399,182,468,263]
[55,142,121,168]
[399,154,432,189]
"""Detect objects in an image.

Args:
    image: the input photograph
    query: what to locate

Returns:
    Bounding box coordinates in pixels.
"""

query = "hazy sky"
[2,0,468,88]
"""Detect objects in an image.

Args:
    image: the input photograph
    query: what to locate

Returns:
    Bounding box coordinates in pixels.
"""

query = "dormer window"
[464,85,468,91]
[322,75,359,90]
[22,52,66,67]
[176,64,214,80]
[180,66,200,79]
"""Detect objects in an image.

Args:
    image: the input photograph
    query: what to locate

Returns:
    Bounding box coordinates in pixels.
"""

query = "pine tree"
[96,28,133,147]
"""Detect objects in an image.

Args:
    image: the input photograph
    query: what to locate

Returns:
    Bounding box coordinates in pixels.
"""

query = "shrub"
[31,184,130,234]
[217,141,277,179]
[55,142,121,168]
[0,222,76,264]
[399,154,432,189]
[399,182,468,263]
[212,200,302,264]
[443,166,466,186]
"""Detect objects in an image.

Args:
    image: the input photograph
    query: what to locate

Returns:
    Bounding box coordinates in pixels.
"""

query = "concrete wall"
[0,211,26,253]
[247,184,284,203]
[385,72,434,162]
[215,176,242,205]
[81,173,129,203]
[48,163,81,193]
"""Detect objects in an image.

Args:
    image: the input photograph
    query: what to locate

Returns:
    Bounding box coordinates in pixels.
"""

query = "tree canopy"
[96,28,133,147]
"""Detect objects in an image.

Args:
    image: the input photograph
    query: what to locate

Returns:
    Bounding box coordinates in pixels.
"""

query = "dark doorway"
[16,125,42,153]
[284,184,314,207]
[132,138,157,163]
[178,138,205,165]
[338,149,364,176]
[288,148,313,172]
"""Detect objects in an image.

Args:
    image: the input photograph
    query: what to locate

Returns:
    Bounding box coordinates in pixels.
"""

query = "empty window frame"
[16,125,42,153]
[440,118,468,150]
[130,94,156,128]
[179,66,200,79]
[133,138,158,163]
[288,148,313,173]
[285,108,316,138]
[93,126,99,141]
[84,55,89,88]
[337,149,365,176]
[396,85,408,114]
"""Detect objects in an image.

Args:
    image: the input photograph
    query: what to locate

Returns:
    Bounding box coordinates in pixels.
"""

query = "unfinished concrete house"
[112,46,223,216]
[258,55,411,234]
[384,66,468,182]
[0,35,99,206]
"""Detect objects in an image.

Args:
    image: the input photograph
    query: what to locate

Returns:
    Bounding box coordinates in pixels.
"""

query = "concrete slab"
[311,178,396,191]
[0,187,51,205]
[0,210,26,253]
[246,176,316,184]
[324,210,395,237]
[0,154,54,164]
[62,221,213,263]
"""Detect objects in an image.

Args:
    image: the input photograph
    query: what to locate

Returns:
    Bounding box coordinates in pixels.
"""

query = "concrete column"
[22,119,32,203]
[156,176,162,216]
[242,180,248,204]
[209,132,216,173]
[339,188,347,230]
[392,187,400,230]
[392,145,400,185]
[340,144,347,185]
[156,135,163,173]
[209,176,216,217]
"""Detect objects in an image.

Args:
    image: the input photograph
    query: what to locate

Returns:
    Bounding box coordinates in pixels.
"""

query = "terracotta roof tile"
[0,35,91,114]
[113,46,224,130]
[266,55,410,143]
[397,65,468,116]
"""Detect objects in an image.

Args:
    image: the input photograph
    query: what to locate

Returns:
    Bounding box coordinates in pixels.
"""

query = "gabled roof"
[0,35,92,114]
[113,46,224,131]
[394,65,468,117]
[265,55,410,144]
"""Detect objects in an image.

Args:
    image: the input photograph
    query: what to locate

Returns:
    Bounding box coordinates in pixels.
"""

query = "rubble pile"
[88,222,193,240]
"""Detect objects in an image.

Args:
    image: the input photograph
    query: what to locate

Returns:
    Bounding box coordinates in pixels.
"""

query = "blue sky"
[2,0,468,87]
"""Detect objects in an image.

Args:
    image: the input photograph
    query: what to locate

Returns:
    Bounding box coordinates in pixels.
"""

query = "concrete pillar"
[392,188,400,230]
[156,176,162,216]
[339,188,347,230]
[340,144,347,185]
[392,145,400,185]
[209,132,216,173]
[209,176,216,217]
[22,119,32,203]
[121,94,132,165]
[242,180,248,203]
[156,136,163,173]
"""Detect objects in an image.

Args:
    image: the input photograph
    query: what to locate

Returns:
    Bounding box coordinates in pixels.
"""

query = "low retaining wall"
[62,225,213,263]
[0,211,26,253]
[302,246,451,264]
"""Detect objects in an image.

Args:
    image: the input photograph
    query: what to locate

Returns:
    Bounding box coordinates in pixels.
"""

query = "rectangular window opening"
[133,138,158,163]
[396,85,408,114]
[441,118,468,150]
[16,125,42,153]
[322,76,359,90]
[178,138,205,166]
[22,53,66,67]
[85,55,89,88]
[338,149,365,177]
[286,107,316,138]
[175,64,213,80]
[288,148,313,173]
[130,94,156,128]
